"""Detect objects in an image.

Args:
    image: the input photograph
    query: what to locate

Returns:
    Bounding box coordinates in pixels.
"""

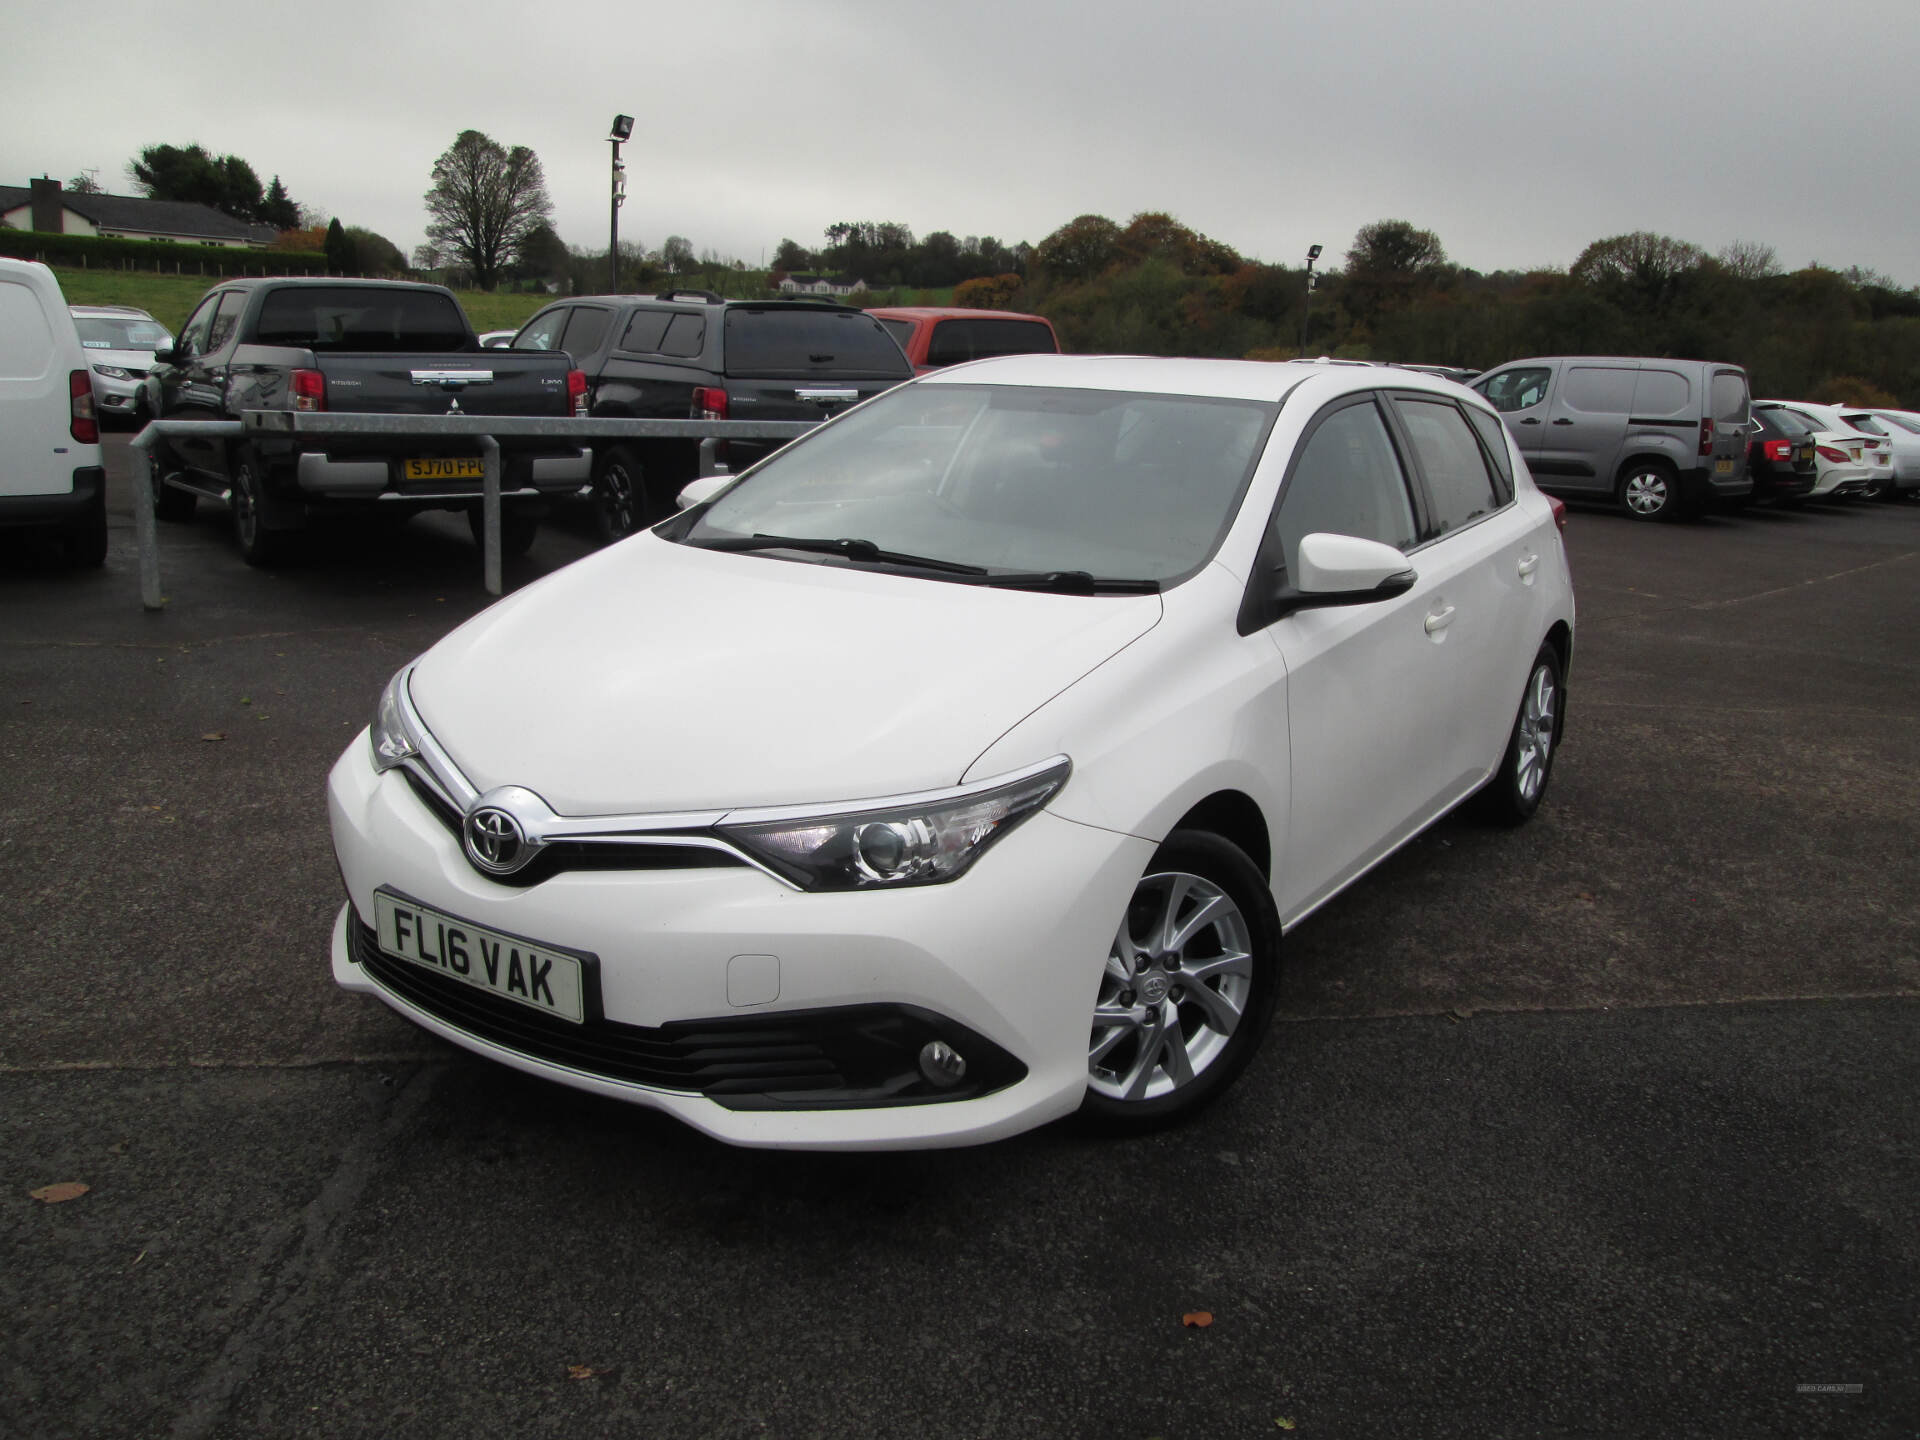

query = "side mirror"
[1275,533,1416,618]
[151,344,179,366]
[675,473,732,511]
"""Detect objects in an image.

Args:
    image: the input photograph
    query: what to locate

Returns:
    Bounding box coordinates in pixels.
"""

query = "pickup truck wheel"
[593,445,647,543]
[466,506,539,559]
[230,452,288,567]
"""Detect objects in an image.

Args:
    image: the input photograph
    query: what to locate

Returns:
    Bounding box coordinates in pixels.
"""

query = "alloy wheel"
[1515,660,1557,804]
[1088,870,1254,1103]
[1623,471,1669,516]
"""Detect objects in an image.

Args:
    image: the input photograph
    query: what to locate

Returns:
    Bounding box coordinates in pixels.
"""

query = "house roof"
[0,185,279,244]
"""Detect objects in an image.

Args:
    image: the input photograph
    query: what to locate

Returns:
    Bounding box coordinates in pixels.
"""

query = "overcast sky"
[6,0,1917,283]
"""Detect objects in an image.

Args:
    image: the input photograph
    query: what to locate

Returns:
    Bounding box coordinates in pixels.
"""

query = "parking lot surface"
[3,439,1915,1438]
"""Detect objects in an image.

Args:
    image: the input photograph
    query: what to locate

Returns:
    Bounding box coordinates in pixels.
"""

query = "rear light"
[1698,418,1714,457]
[567,369,590,418]
[692,386,728,420]
[290,369,326,412]
[1763,439,1793,462]
[1548,495,1567,532]
[68,370,98,443]
[1816,445,1849,465]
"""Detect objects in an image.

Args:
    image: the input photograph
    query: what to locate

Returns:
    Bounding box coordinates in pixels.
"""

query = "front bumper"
[327,737,1152,1149]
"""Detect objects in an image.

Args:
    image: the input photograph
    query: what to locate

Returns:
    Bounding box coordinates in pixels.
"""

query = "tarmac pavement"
[2,439,1915,1438]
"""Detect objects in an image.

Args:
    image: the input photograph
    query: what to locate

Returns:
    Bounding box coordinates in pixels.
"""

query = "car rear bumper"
[0,466,104,529]
[291,447,593,499]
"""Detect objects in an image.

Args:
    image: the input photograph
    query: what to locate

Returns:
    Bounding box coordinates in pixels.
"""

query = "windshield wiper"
[694,533,988,576]
[969,570,1160,595]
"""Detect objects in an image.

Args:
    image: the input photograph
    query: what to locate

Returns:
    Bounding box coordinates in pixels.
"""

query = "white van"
[0,258,107,565]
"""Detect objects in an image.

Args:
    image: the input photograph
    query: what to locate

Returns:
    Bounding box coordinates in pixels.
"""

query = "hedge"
[0,227,330,277]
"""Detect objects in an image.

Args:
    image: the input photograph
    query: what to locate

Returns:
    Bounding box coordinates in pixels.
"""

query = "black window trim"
[1381,389,1516,547]
[1237,388,1425,636]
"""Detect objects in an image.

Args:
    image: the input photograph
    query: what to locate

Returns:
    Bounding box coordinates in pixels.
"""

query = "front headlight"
[719,757,1070,891]
[92,365,134,381]
[369,667,420,773]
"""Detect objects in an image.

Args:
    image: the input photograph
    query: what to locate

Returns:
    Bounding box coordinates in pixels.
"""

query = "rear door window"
[618,309,671,354]
[1395,397,1502,537]
[1710,370,1750,423]
[560,305,612,358]
[723,309,912,378]
[1475,366,1551,413]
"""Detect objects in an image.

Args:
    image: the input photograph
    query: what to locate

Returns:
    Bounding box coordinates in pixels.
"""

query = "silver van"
[1471,357,1751,520]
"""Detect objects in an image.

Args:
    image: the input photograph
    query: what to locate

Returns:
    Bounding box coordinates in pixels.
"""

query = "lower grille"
[350,918,1024,1110]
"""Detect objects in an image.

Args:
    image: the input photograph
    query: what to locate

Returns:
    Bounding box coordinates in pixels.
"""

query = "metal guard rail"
[128,413,820,610]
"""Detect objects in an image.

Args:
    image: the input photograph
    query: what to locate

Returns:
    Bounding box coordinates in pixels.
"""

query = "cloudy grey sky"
[5,0,1917,282]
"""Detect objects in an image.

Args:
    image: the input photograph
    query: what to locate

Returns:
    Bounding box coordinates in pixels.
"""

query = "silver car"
[70,305,174,427]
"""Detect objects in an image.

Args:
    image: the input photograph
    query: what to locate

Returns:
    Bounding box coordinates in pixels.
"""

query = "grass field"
[49,266,956,336]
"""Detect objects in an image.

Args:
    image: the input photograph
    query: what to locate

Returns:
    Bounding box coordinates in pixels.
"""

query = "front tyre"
[1079,830,1280,1133]
[1476,641,1562,826]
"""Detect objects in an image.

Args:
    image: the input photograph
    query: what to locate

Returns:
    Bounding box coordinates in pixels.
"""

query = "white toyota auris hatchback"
[328,355,1574,1149]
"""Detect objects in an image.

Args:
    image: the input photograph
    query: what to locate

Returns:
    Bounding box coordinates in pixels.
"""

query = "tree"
[1034,214,1121,281]
[954,274,1024,310]
[1717,239,1778,281]
[1343,219,1451,330]
[659,235,694,274]
[324,218,358,275]
[422,130,554,292]
[412,242,443,271]
[129,143,266,221]
[346,226,406,275]
[772,237,811,272]
[68,171,102,195]
[513,222,569,284]
[1569,231,1707,309]
[258,176,301,231]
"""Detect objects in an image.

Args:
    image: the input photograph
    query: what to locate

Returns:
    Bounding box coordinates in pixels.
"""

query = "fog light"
[918,1040,967,1087]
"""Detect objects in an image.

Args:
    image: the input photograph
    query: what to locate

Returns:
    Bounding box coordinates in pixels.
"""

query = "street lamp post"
[1300,243,1322,356]
[608,114,633,291]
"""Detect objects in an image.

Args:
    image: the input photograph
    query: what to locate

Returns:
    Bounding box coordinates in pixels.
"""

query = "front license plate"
[373,890,587,1022]
[1715,458,1733,474]
[403,456,484,480]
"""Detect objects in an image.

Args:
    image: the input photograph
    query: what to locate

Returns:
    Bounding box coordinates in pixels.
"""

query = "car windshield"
[74,315,171,351]
[680,383,1275,584]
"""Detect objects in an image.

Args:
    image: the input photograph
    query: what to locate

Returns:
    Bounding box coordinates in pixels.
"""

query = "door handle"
[1424,604,1456,634]
[1519,417,1541,425]
[1517,553,1540,578]
[1552,418,1574,426]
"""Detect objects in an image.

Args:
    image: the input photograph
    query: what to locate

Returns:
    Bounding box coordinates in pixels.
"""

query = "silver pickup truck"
[145,277,591,564]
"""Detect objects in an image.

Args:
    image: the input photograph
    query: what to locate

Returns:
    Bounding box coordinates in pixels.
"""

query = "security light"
[610,114,635,141]
[1306,244,1323,261]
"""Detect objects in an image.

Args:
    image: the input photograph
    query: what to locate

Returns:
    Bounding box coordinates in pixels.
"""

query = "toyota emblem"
[464,806,528,874]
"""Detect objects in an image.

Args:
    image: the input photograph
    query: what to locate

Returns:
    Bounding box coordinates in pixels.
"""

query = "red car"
[868,307,1060,375]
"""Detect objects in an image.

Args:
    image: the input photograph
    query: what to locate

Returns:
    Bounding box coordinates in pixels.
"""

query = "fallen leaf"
[239,697,252,706]
[30,1182,90,1204]
[200,732,226,742]
[566,1365,601,1380]
[1275,1420,1297,1431]
[1182,1311,1213,1328]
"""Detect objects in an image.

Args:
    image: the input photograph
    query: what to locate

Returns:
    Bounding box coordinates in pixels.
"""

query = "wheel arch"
[1166,789,1271,880]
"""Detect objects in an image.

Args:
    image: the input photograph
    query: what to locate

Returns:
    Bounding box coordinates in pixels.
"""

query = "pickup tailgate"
[722,307,911,421]
[317,353,573,417]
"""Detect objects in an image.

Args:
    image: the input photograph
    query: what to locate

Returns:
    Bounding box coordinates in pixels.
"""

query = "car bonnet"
[409,534,1164,816]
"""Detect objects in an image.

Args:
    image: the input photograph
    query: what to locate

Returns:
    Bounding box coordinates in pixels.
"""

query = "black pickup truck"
[506,292,912,540]
[145,278,591,564]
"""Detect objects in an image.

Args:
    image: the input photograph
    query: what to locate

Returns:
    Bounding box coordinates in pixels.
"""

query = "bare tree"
[422,130,554,292]
[1718,240,1779,280]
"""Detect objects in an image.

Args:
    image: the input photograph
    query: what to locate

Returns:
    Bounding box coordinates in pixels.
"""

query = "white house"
[776,273,868,297]
[1,178,278,248]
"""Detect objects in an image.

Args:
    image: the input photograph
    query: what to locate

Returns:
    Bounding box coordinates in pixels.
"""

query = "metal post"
[609,139,621,293]
[129,424,163,612]
[480,434,502,597]
[1300,243,1323,357]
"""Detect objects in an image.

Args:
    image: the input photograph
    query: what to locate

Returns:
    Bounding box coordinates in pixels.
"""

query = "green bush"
[0,227,327,277]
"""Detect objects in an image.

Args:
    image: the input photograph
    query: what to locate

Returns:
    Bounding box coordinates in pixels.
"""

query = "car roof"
[69,303,156,317]
[918,353,1485,405]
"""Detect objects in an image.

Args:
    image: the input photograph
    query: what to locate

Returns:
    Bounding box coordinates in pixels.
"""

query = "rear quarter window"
[1632,369,1691,416]
[723,309,912,378]
[924,318,1058,367]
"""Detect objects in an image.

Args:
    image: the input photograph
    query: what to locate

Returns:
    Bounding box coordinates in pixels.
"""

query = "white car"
[1845,410,1920,498]
[477,330,517,349]
[1755,400,1887,498]
[1,260,106,564]
[69,304,173,426]
[327,356,1576,1149]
